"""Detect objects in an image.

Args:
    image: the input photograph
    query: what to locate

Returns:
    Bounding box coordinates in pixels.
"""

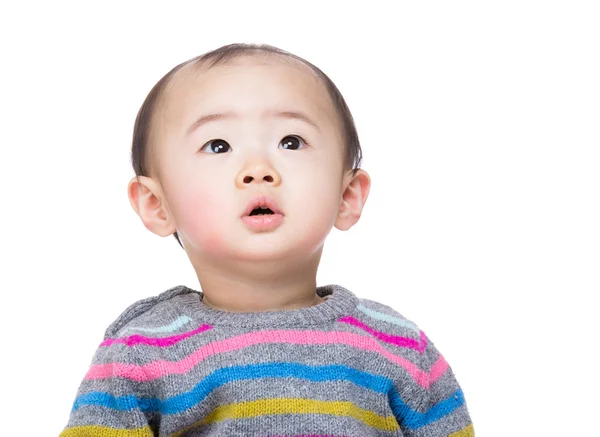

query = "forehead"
[156,55,339,137]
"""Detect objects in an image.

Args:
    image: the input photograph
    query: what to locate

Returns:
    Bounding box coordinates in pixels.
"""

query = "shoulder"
[354,296,421,332]
[103,285,200,339]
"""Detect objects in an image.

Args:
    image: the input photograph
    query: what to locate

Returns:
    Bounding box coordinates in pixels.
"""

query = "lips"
[242,195,284,217]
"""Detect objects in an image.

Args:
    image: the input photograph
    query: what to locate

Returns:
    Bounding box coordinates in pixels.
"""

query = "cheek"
[293,173,341,238]
[169,183,227,250]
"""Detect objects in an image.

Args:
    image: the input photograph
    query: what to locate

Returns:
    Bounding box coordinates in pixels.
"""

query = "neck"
[191,248,325,313]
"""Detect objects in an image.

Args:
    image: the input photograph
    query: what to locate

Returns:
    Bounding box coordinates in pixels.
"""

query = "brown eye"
[279,135,306,150]
[201,139,231,154]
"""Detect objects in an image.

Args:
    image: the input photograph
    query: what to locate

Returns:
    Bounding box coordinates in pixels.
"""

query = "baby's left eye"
[279,135,307,150]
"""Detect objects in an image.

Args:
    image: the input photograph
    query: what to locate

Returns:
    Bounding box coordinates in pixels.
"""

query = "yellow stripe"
[171,398,399,436]
[449,424,475,437]
[60,425,154,437]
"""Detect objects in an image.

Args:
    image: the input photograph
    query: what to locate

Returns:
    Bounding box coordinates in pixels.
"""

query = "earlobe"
[127,176,176,237]
[334,169,371,231]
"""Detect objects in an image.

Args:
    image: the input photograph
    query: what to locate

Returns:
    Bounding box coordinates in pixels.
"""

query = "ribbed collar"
[180,284,358,327]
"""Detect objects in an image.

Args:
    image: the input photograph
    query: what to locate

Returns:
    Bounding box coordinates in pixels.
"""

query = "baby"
[60,43,473,437]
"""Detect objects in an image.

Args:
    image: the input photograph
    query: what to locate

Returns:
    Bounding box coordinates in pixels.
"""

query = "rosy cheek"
[175,187,222,241]
[181,212,227,253]
[195,227,225,253]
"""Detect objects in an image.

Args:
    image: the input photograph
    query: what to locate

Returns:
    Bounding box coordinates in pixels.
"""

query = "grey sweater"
[60,284,473,436]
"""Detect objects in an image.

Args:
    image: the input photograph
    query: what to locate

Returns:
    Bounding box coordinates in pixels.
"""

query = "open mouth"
[242,200,284,231]
[249,207,274,216]
[243,195,283,218]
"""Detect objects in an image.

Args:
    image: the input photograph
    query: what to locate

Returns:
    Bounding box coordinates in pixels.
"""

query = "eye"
[200,139,231,154]
[279,135,307,150]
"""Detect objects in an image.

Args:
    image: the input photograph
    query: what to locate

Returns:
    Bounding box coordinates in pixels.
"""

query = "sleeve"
[388,332,474,436]
[59,342,157,437]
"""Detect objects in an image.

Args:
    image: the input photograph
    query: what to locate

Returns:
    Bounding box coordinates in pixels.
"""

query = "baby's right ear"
[127,176,176,237]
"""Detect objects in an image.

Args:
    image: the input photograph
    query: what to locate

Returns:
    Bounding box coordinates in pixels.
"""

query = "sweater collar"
[181,284,358,327]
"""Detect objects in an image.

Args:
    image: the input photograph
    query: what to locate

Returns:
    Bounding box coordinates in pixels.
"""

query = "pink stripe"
[86,330,446,388]
[429,354,449,382]
[338,316,427,353]
[100,324,212,347]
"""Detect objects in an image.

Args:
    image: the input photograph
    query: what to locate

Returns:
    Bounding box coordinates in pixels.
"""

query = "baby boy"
[59,43,473,437]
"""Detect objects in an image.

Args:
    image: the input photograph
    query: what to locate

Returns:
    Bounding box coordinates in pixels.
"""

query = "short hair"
[131,43,363,249]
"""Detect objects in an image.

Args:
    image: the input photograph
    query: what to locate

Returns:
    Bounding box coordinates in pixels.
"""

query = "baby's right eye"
[201,139,231,154]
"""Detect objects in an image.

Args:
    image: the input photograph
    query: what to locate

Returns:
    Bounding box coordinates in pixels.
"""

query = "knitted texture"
[60,284,473,436]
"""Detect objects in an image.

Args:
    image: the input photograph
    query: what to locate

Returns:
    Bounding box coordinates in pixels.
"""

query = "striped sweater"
[60,284,473,437]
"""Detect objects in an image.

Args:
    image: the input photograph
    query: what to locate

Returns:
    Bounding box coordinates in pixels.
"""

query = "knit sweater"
[60,284,473,437]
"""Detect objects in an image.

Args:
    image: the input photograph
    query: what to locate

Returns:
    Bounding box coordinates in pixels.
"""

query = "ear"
[334,169,371,231]
[127,175,177,237]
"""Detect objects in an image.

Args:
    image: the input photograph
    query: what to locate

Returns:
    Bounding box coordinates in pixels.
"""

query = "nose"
[235,162,282,188]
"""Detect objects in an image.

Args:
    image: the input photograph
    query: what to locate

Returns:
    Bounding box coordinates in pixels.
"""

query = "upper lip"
[242,195,283,217]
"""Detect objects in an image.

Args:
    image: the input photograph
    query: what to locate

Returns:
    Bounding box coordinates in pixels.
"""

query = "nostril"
[242,175,274,184]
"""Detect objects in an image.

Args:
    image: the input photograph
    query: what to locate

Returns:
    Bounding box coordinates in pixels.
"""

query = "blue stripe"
[73,392,156,412]
[389,387,465,429]
[73,362,391,414]
[357,304,420,333]
[119,315,192,334]
[73,362,463,428]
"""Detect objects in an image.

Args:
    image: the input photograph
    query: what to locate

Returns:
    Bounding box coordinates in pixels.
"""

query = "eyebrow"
[186,110,321,136]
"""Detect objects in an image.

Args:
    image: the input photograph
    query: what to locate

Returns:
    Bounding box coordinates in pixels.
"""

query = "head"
[128,43,370,279]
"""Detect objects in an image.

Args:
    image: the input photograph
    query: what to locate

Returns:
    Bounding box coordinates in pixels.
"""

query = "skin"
[128,55,371,313]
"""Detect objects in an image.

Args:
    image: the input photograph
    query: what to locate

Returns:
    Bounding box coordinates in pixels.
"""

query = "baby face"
[152,56,349,263]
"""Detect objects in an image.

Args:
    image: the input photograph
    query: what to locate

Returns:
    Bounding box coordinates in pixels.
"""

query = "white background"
[1,1,598,435]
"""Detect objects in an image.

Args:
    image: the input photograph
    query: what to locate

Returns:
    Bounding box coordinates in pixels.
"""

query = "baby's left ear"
[334,169,371,231]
